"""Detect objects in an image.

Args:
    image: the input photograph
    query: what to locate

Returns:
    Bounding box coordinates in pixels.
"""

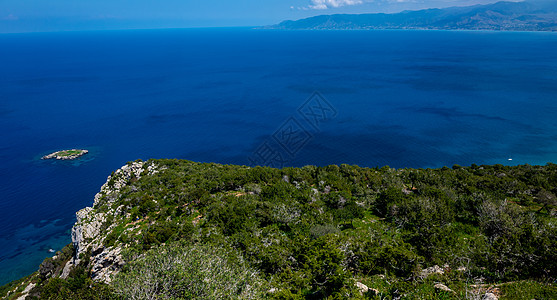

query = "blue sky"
[0,0,521,33]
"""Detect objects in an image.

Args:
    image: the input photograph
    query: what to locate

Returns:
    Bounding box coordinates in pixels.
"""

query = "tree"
[535,189,557,213]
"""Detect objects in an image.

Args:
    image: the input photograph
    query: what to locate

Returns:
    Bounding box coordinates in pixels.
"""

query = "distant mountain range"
[266,1,557,31]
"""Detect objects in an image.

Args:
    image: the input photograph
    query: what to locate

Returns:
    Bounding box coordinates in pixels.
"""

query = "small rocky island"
[42,149,89,160]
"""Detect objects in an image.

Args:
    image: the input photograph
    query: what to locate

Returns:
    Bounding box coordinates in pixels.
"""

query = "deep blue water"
[1,28,556,285]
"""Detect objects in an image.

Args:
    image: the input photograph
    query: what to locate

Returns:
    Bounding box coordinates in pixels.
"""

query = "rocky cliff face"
[62,161,161,283]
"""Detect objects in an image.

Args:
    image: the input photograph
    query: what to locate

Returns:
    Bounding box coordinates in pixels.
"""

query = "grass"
[57,150,83,157]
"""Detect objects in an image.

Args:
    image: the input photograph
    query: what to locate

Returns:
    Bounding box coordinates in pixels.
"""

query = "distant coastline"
[264,0,557,32]
[42,149,89,160]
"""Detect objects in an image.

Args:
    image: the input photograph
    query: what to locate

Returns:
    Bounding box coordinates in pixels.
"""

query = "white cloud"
[303,0,480,10]
[307,0,365,10]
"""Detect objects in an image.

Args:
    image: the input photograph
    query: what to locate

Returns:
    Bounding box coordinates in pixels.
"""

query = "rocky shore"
[41,149,88,160]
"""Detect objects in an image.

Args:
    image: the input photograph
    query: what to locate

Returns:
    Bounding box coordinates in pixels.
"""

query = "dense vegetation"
[3,160,556,299]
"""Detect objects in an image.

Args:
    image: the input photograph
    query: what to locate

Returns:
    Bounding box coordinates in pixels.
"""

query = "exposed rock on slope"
[63,161,161,283]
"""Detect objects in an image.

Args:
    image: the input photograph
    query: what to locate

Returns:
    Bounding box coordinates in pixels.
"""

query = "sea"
[0,28,556,285]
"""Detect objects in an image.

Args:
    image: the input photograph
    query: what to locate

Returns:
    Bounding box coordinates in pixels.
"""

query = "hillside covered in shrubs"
[2,159,556,299]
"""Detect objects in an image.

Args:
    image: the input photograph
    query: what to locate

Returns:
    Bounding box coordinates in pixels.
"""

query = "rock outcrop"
[61,160,160,283]
[71,207,106,262]
[15,283,35,300]
[434,283,454,293]
[42,149,88,160]
[89,246,125,282]
[355,282,369,294]
[93,160,159,207]
[483,292,499,300]
[419,265,445,278]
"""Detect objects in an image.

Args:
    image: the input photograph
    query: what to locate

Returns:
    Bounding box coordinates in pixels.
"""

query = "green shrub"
[112,241,268,299]
[500,280,557,299]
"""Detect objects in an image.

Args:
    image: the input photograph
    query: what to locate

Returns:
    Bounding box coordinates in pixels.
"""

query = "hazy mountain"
[267,1,557,31]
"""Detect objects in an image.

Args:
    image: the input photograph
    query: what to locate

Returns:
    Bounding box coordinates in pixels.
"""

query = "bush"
[112,241,269,299]
[375,187,406,217]
[499,280,557,300]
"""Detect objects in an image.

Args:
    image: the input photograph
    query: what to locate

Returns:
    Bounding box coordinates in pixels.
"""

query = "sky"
[0,0,524,33]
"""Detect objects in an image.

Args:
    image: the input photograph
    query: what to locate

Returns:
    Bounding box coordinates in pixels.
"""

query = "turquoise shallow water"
[0,28,556,285]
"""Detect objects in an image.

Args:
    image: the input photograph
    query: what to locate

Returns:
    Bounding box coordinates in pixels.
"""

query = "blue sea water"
[1,28,557,285]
